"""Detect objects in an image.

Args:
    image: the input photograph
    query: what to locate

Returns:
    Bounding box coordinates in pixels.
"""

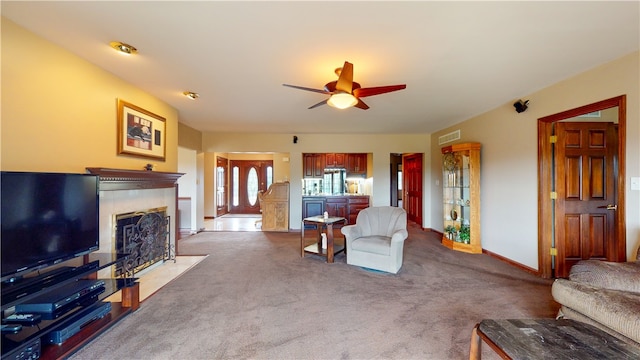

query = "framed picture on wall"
[117,99,166,161]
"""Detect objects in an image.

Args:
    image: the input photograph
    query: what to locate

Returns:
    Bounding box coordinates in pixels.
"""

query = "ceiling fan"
[283,61,406,110]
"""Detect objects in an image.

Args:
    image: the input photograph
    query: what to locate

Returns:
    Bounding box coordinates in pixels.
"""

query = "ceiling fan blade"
[353,84,406,98]
[283,84,330,94]
[308,99,328,109]
[335,61,354,93]
[354,99,370,110]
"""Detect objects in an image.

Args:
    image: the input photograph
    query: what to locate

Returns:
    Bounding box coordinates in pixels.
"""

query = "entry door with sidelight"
[229,160,273,214]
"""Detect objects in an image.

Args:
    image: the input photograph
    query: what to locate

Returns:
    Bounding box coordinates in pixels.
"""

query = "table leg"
[342,218,347,255]
[469,323,481,360]
[301,221,305,258]
[316,226,323,253]
[326,223,334,263]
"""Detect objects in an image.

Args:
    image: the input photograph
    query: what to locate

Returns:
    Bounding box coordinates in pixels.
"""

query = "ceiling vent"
[438,130,461,145]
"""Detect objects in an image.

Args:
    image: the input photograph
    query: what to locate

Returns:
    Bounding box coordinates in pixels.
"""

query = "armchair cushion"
[351,236,392,256]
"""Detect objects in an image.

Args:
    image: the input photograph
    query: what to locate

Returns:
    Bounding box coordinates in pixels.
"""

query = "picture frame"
[117,99,166,161]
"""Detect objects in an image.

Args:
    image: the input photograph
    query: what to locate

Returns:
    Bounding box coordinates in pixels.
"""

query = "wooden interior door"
[216,156,229,216]
[538,95,626,279]
[229,160,273,214]
[554,122,619,277]
[402,153,423,225]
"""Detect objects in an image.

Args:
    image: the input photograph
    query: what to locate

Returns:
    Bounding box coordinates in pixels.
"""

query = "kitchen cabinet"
[302,196,369,226]
[325,197,348,218]
[303,153,325,178]
[441,142,481,254]
[347,197,369,224]
[346,153,367,176]
[302,197,325,219]
[325,153,346,168]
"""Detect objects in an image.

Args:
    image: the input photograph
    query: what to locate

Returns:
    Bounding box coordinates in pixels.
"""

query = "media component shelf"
[1,253,138,360]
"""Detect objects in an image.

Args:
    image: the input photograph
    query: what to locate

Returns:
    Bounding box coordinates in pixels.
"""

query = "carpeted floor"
[70,223,558,360]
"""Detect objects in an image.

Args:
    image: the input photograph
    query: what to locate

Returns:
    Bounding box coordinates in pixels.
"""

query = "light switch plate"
[631,177,640,191]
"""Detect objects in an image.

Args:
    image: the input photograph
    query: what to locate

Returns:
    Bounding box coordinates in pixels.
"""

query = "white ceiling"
[3,1,639,134]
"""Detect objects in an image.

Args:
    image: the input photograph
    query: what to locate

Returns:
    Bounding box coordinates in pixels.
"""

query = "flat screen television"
[1,171,100,282]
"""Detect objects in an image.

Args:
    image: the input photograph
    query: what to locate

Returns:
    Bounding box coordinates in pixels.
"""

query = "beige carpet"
[70,224,558,359]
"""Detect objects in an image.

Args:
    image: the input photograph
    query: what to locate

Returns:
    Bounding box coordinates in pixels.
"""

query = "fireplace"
[86,168,183,278]
[113,207,171,277]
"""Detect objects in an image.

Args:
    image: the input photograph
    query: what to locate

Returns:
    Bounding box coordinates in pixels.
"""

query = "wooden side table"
[470,318,640,359]
[301,215,347,263]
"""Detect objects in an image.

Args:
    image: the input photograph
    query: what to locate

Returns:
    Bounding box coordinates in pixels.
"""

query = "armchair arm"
[390,229,408,244]
[341,224,362,240]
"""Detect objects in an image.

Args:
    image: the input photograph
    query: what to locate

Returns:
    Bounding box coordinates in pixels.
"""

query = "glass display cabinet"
[441,142,481,254]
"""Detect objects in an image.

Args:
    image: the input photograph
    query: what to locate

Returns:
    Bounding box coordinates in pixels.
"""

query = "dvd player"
[15,279,106,313]
[44,301,112,345]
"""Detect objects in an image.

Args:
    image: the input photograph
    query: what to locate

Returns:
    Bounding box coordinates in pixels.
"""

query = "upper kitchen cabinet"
[346,153,367,176]
[303,153,325,178]
[325,153,347,168]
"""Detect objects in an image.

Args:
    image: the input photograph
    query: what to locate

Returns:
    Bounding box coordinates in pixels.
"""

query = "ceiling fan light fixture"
[110,41,138,55]
[183,91,200,100]
[327,93,357,109]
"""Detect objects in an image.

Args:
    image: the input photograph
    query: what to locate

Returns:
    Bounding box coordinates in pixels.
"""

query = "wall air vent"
[438,130,461,145]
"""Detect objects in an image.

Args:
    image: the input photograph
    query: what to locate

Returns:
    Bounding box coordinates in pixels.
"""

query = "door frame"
[216,156,229,216]
[390,153,403,207]
[537,95,626,278]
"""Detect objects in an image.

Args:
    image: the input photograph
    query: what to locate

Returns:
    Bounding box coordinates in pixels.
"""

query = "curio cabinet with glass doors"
[441,142,481,253]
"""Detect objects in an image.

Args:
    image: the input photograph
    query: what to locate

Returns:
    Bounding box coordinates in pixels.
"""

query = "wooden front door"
[229,160,273,214]
[554,122,619,277]
[403,153,423,225]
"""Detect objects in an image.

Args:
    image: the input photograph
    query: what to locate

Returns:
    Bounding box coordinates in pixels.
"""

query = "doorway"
[229,160,273,214]
[402,153,423,225]
[390,154,402,207]
[538,95,626,278]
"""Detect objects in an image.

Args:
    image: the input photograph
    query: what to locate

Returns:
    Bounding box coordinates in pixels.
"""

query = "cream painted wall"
[204,152,217,218]
[178,147,198,232]
[1,19,178,173]
[177,122,204,231]
[201,133,431,229]
[431,51,640,271]
[178,122,202,152]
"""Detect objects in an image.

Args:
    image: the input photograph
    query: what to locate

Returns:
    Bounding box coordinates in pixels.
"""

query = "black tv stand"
[1,262,100,308]
[1,253,138,360]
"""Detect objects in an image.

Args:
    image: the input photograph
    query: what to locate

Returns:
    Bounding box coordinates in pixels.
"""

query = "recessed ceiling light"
[110,41,137,55]
[183,91,200,100]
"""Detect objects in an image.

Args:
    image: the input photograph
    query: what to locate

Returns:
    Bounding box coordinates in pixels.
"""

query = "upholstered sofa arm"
[569,260,640,294]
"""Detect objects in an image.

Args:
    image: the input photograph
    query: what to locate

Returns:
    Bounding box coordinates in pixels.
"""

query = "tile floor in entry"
[203,214,263,232]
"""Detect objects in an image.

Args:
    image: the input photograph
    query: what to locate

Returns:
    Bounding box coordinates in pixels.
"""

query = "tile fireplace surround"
[86,168,183,278]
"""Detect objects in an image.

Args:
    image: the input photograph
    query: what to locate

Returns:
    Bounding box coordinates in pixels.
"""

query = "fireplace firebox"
[113,207,172,277]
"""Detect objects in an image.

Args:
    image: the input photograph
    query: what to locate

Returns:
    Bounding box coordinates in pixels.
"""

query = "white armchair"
[341,206,408,274]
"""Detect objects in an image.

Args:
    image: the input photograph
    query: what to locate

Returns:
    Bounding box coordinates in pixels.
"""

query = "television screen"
[1,172,99,281]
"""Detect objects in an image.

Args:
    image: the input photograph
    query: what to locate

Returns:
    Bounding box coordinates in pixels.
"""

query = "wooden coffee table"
[470,318,640,359]
[301,215,346,263]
